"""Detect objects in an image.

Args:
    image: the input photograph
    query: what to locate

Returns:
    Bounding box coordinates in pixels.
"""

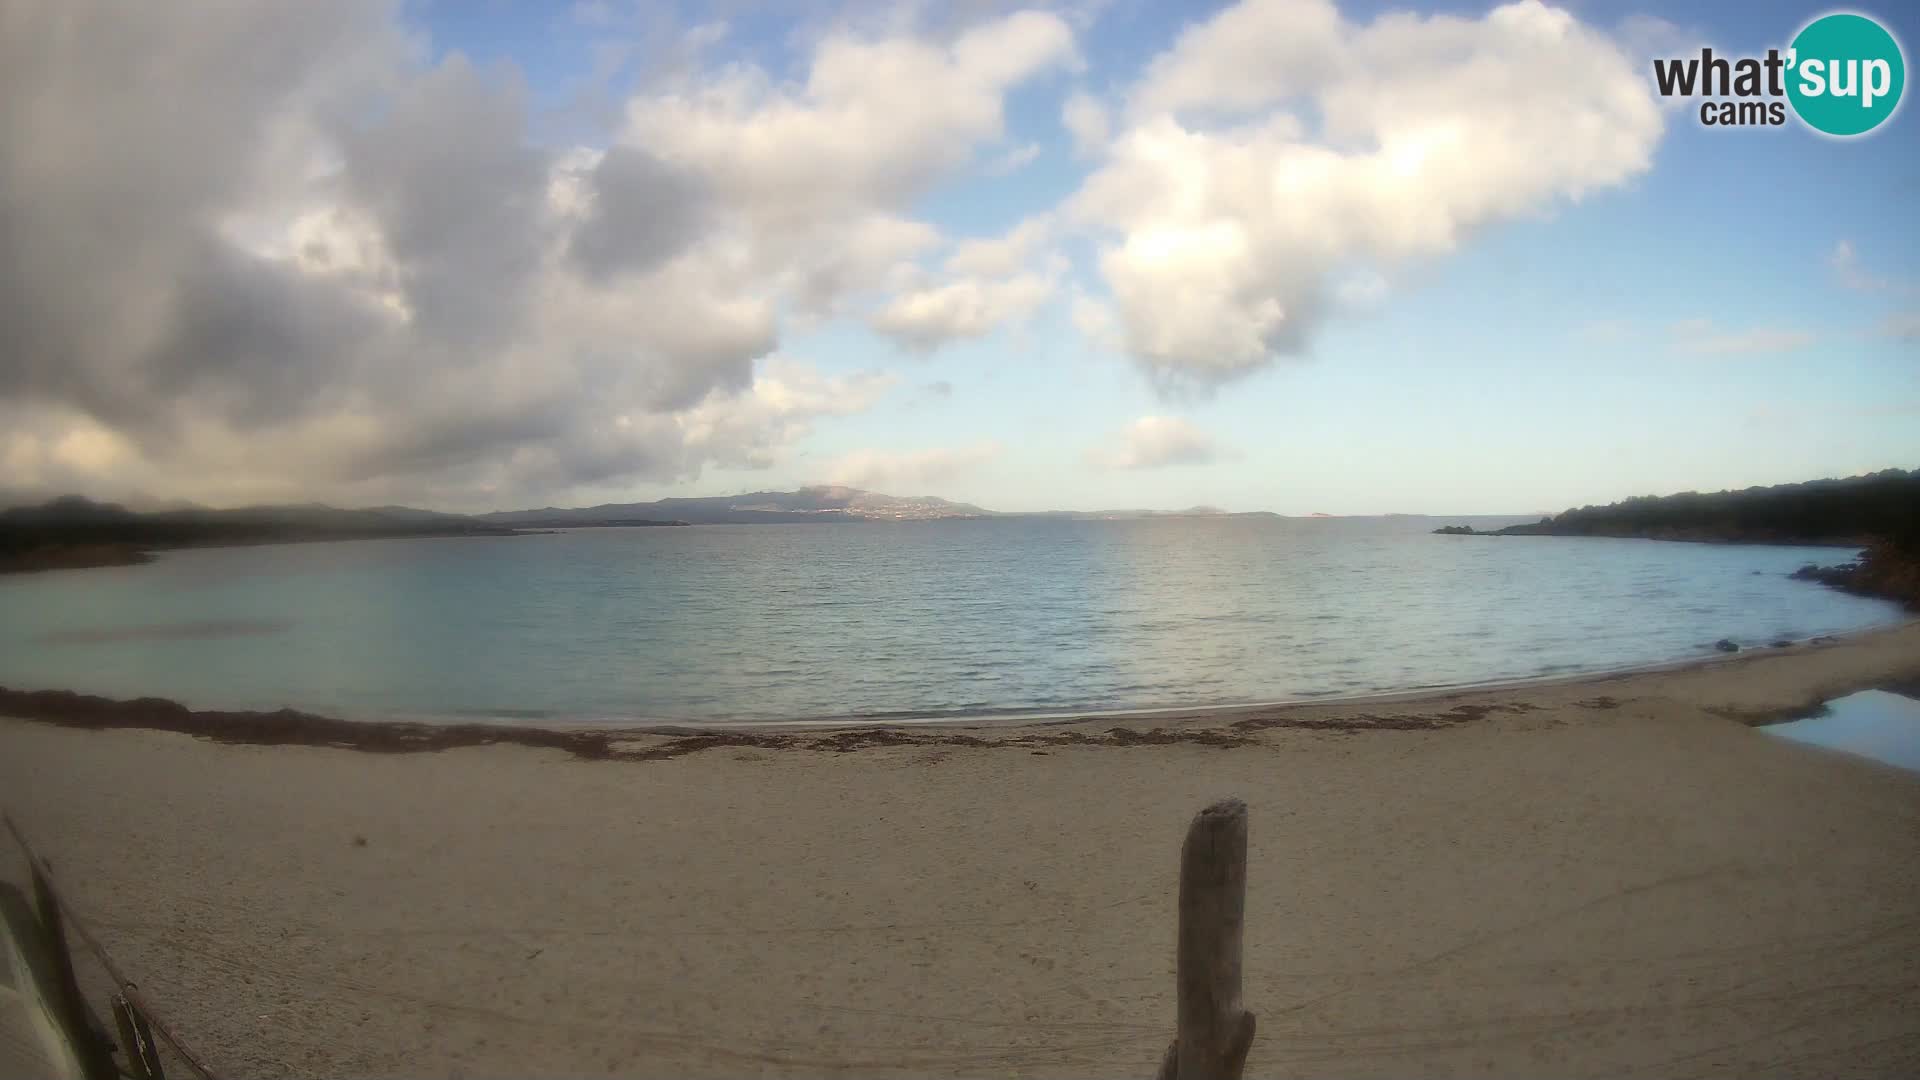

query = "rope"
[4,812,222,1080]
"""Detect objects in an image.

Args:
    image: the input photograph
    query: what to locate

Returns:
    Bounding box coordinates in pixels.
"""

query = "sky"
[1,0,1915,516]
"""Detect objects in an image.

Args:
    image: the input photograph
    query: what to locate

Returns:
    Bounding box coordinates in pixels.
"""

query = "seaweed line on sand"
[0,687,1535,762]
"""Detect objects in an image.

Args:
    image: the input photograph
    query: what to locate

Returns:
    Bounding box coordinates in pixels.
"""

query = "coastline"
[0,528,549,575]
[4,618,1917,757]
[1435,526,1873,548]
[0,542,154,574]
[4,619,1918,1077]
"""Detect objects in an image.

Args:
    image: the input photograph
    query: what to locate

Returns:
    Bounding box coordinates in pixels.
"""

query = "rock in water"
[1715,639,1740,653]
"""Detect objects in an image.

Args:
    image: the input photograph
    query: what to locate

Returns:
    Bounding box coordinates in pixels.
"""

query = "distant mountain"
[6,487,1469,573]
[1007,505,1282,521]
[479,486,995,526]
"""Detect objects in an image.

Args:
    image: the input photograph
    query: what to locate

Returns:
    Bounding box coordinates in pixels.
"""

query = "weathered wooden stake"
[1154,798,1255,1080]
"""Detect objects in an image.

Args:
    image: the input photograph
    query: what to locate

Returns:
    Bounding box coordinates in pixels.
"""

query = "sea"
[0,517,1905,726]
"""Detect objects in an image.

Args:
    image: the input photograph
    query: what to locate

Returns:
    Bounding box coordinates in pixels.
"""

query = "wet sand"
[2,621,1918,1078]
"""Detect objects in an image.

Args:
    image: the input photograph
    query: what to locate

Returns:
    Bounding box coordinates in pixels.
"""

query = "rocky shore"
[1790,538,1920,611]
[1433,469,1920,611]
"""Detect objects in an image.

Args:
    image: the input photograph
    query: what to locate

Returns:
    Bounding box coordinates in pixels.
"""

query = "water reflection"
[39,618,293,645]
[1765,690,1920,773]
[0,520,1906,724]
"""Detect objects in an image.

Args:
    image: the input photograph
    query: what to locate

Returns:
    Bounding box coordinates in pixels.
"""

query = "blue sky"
[421,0,1919,514]
[4,1,1916,513]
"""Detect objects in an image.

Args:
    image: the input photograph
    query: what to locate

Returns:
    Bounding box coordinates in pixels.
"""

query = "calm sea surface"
[0,518,1905,725]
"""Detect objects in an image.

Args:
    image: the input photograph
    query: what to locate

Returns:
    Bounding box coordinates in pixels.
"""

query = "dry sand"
[3,623,1919,1079]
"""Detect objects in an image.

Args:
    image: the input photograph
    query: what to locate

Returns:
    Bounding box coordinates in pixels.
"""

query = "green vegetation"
[1489,468,1919,546]
[1440,469,1920,610]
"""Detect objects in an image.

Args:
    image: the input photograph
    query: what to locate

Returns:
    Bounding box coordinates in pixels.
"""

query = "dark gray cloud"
[138,236,393,427]
[567,146,712,281]
[338,56,549,347]
[0,0,403,440]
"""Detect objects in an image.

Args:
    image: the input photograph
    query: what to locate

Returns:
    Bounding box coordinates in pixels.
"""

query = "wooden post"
[1155,798,1255,1080]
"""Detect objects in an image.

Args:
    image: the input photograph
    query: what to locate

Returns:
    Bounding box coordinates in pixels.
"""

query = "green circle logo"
[1787,13,1905,136]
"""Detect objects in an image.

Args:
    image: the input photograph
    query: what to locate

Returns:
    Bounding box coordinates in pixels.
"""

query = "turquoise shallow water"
[0,517,1905,725]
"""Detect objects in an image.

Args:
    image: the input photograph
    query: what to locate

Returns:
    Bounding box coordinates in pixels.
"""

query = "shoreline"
[6,618,1918,759]
[1433,523,1875,547]
[725,617,1916,731]
[0,527,549,575]
[4,618,1918,1077]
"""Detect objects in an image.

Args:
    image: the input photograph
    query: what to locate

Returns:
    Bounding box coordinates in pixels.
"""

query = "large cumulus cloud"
[0,0,1669,507]
[1068,0,1663,389]
[0,1,1073,508]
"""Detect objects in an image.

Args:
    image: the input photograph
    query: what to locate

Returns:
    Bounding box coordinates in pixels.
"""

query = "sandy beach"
[4,623,1919,1079]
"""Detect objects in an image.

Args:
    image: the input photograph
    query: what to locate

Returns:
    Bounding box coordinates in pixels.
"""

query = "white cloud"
[821,441,1003,491]
[871,271,1058,351]
[1068,0,1664,388]
[1061,91,1110,155]
[674,359,899,471]
[611,9,1078,350]
[1668,319,1814,356]
[1334,269,1389,311]
[1071,291,1123,350]
[984,141,1042,176]
[945,216,1053,277]
[1087,416,1232,469]
[1129,0,1346,118]
[870,217,1064,351]
[0,3,1073,508]
[790,212,944,318]
[622,12,1074,223]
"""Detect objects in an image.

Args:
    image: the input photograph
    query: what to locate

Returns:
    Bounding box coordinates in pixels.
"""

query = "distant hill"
[476,487,1292,525]
[479,486,990,526]
[0,496,528,573]
[5,487,1545,574]
[1472,469,1919,545]
[1427,469,1920,609]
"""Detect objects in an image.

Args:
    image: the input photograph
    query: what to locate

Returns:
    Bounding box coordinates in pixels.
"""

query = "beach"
[3,622,1919,1079]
